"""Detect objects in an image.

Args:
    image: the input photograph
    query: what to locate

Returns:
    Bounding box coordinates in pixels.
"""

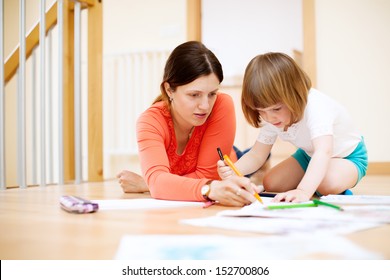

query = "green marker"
[266,201,317,210]
[313,199,344,211]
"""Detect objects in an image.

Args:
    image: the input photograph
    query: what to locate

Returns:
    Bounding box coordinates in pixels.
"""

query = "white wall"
[202,0,303,79]
[315,0,390,162]
[103,0,187,177]
[103,0,186,54]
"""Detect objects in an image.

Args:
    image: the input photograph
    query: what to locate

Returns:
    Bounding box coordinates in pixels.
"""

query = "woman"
[117,41,260,206]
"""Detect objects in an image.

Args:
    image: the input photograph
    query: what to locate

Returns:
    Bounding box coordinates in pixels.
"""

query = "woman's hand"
[217,159,234,180]
[273,189,312,203]
[208,176,262,207]
[116,170,149,193]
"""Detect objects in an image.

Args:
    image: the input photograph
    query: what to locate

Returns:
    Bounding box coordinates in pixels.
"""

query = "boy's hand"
[273,189,312,203]
[217,159,234,180]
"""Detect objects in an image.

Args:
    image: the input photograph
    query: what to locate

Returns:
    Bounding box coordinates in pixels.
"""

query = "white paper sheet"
[114,234,382,260]
[321,194,390,205]
[217,201,390,223]
[181,215,381,235]
[92,198,203,210]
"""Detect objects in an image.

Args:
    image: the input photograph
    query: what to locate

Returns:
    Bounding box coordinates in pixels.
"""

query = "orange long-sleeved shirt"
[136,93,237,201]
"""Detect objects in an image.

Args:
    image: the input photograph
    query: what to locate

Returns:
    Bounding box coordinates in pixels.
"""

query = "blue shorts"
[292,139,368,186]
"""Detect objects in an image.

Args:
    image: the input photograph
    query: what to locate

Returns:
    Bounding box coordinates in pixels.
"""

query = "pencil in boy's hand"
[217,147,224,161]
[223,154,243,177]
[222,154,263,204]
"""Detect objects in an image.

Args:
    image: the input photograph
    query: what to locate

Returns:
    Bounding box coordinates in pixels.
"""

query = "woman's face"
[168,74,220,130]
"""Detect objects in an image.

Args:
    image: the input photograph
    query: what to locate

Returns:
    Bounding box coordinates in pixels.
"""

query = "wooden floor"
[351,174,390,195]
[2,151,390,259]
[0,172,389,260]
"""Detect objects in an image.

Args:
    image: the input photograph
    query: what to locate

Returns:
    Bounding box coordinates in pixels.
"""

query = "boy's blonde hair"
[241,52,312,128]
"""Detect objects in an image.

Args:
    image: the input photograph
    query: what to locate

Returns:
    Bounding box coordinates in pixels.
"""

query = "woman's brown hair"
[153,41,223,107]
[241,52,311,128]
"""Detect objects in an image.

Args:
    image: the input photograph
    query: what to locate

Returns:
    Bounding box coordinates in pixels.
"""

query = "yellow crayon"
[223,154,263,204]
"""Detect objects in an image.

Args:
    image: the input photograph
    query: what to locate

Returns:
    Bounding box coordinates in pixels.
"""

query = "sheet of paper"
[92,198,203,210]
[114,234,382,260]
[217,201,390,223]
[321,194,390,205]
[181,215,381,235]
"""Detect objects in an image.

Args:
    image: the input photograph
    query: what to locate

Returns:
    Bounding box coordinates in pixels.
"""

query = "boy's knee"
[316,182,343,196]
[262,174,276,192]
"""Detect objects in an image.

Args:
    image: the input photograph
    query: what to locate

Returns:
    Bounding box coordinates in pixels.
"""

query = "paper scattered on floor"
[181,215,381,235]
[216,201,390,223]
[114,234,382,260]
[321,194,390,205]
[92,198,203,210]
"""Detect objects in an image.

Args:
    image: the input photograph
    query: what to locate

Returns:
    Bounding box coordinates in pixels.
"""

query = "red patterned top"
[136,93,237,201]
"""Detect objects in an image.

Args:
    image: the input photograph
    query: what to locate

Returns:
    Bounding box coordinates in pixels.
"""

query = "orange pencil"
[222,154,263,204]
[223,154,243,176]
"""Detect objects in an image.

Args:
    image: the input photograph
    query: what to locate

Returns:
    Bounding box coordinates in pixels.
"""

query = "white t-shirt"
[256,88,362,157]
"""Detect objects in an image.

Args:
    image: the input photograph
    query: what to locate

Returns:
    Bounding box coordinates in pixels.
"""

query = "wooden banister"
[4,2,57,84]
[3,0,103,184]
[87,0,103,181]
[3,0,96,84]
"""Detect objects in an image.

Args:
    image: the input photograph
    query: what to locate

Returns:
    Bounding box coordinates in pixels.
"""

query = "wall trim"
[367,162,390,175]
[302,0,317,87]
[187,0,201,41]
